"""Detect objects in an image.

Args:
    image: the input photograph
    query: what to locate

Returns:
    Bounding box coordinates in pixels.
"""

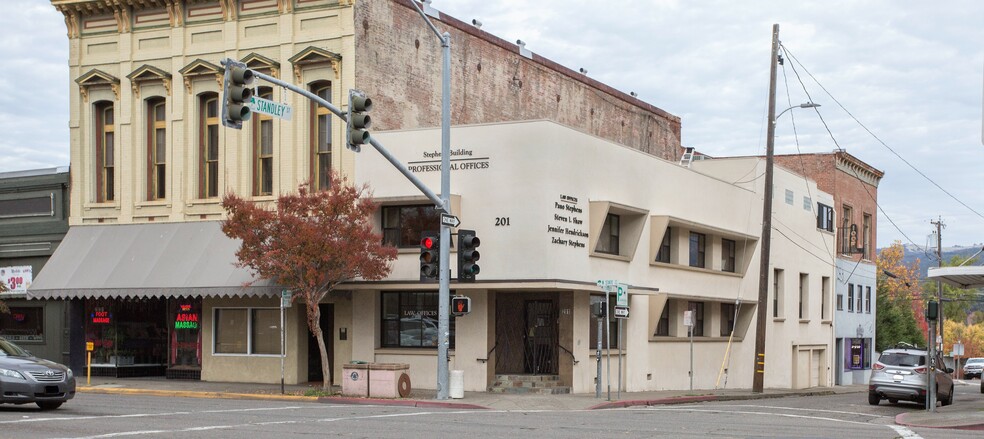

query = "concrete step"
[488,374,569,394]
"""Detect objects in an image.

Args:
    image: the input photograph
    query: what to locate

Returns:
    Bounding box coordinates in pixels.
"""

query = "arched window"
[199,93,220,198]
[147,97,167,200]
[253,86,274,196]
[310,81,331,190]
[94,101,115,202]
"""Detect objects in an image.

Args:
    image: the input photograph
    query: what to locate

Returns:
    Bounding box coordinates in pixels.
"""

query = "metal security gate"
[524,300,558,374]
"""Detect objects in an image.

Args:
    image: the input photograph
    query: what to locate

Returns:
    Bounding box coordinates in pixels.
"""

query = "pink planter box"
[341,363,410,398]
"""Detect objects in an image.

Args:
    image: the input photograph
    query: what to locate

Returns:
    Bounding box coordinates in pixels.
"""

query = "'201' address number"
[495,217,510,226]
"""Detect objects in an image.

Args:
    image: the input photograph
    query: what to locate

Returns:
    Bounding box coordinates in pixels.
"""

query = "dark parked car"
[0,337,76,410]
[868,344,954,406]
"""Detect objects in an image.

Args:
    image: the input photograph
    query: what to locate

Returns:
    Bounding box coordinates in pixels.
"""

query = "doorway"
[524,300,558,374]
[307,303,334,383]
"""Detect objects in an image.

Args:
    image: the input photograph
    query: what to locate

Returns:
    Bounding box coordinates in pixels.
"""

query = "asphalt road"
[0,383,980,438]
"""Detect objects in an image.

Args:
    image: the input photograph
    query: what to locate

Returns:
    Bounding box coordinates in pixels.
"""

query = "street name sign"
[441,213,460,228]
[250,96,293,121]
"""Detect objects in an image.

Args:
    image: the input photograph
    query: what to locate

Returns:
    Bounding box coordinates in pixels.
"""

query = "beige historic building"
[32,0,837,392]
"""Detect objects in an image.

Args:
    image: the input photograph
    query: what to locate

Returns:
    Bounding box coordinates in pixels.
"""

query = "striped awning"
[28,221,279,300]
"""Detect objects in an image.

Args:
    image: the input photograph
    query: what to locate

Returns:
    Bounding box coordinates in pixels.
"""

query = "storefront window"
[213,307,280,355]
[0,307,44,343]
[848,338,870,370]
[85,298,167,366]
[170,299,202,369]
[381,292,454,348]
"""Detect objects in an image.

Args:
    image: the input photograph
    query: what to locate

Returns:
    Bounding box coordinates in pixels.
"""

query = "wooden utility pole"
[753,23,781,394]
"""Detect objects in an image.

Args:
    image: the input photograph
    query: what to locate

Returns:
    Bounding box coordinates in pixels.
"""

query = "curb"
[895,413,984,431]
[319,396,488,410]
[587,390,839,410]
[78,386,319,402]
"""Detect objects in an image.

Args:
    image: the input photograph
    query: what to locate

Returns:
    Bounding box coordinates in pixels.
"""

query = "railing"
[557,344,578,365]
[477,341,498,363]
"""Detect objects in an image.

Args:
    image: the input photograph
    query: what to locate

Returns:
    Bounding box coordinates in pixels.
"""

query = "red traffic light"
[421,236,436,250]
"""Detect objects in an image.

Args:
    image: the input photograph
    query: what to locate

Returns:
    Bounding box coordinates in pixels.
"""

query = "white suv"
[868,345,954,406]
[962,357,983,379]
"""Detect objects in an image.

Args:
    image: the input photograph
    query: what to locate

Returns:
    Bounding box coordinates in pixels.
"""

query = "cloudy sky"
[1,0,982,250]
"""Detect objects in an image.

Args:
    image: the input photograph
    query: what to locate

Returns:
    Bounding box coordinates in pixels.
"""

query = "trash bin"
[341,362,369,397]
[449,370,464,399]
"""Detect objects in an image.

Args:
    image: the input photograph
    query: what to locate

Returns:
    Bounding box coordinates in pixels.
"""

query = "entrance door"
[307,304,334,383]
[524,300,557,374]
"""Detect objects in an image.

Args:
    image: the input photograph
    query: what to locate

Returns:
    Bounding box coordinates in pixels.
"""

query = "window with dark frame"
[311,82,332,191]
[380,292,455,348]
[865,286,872,313]
[588,295,620,348]
[688,301,704,336]
[200,94,220,198]
[857,287,863,313]
[841,205,853,254]
[147,98,167,200]
[817,203,834,232]
[848,284,855,312]
[95,102,115,202]
[655,227,671,263]
[799,273,808,319]
[381,205,442,248]
[862,213,872,259]
[596,213,620,255]
[689,232,706,268]
[720,303,735,336]
[0,307,44,342]
[836,293,844,311]
[721,238,736,272]
[654,304,669,336]
[253,87,274,196]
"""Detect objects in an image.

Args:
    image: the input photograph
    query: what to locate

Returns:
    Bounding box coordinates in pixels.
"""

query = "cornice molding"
[178,58,223,94]
[75,68,121,102]
[241,52,280,78]
[288,46,342,84]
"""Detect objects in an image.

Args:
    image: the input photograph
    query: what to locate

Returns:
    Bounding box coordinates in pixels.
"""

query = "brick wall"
[774,152,883,260]
[355,0,683,162]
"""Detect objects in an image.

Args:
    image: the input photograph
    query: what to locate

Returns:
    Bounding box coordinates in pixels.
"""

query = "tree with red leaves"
[222,172,397,390]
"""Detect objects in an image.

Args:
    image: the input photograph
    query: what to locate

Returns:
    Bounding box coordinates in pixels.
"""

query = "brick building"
[773,151,884,385]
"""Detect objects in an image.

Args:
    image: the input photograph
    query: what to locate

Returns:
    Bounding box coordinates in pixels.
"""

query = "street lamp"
[775,102,820,120]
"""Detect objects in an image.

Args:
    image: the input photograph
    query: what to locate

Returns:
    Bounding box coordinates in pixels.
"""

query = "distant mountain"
[882,243,984,278]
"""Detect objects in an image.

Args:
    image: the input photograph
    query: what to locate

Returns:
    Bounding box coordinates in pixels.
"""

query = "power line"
[781,44,984,225]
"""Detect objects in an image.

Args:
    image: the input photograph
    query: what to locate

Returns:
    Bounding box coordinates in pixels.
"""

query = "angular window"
[721,238,736,272]
[147,98,167,200]
[720,303,736,336]
[253,87,274,196]
[596,213,620,255]
[817,203,834,232]
[95,102,115,202]
[199,93,220,198]
[381,205,442,248]
[687,301,704,336]
[655,227,671,263]
[689,232,706,268]
[654,304,669,336]
[311,82,332,191]
[380,292,454,348]
[588,295,620,348]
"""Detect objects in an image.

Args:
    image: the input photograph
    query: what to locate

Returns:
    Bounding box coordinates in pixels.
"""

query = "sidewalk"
[77,377,984,430]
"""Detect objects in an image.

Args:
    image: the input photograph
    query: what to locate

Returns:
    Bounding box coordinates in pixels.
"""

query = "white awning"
[28,221,279,299]
[926,266,984,289]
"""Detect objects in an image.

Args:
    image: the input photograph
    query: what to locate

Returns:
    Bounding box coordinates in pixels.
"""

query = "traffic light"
[457,229,480,282]
[347,89,372,152]
[221,61,254,129]
[420,231,440,281]
[451,295,471,316]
